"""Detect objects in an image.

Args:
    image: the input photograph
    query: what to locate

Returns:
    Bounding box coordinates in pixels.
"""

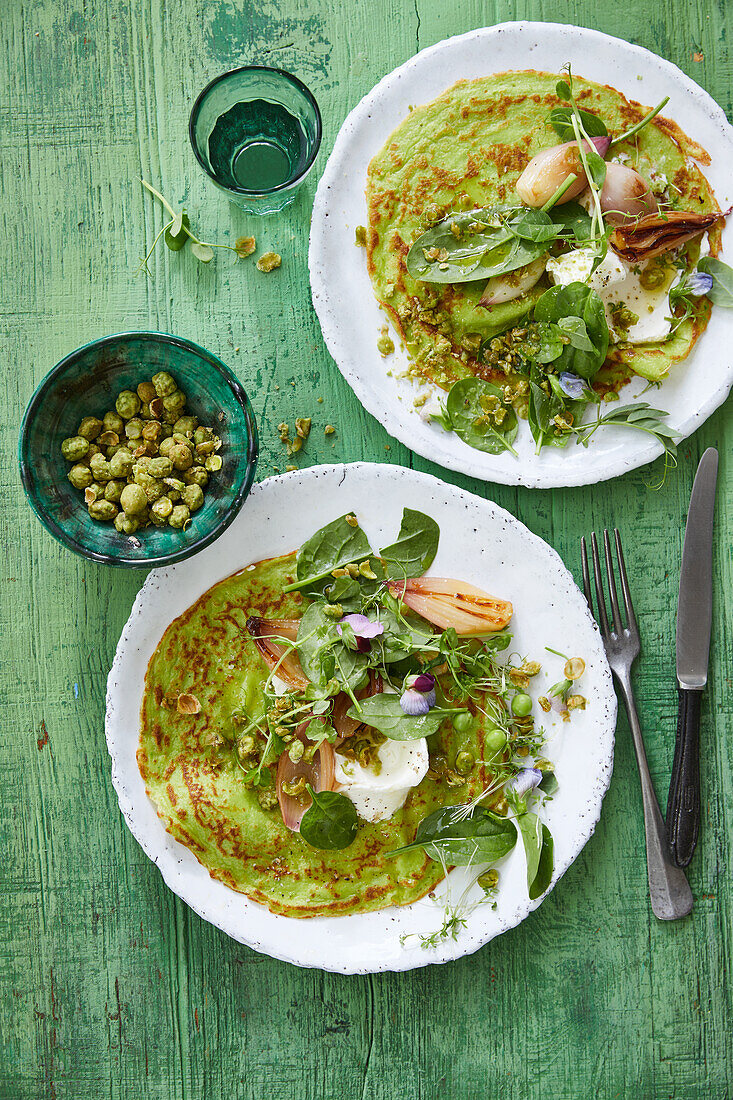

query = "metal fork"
[581,529,693,921]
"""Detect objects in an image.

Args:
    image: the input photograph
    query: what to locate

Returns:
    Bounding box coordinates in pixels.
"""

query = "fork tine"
[580,535,593,611]
[603,528,623,634]
[614,528,638,635]
[590,532,610,637]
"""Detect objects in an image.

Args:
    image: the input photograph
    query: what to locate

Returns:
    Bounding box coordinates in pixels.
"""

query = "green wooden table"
[2,2,731,1097]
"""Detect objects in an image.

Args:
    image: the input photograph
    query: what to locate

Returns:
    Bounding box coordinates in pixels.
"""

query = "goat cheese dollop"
[334,738,429,823]
[546,247,676,345]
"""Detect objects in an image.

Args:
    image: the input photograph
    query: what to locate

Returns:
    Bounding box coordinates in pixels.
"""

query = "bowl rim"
[18,330,259,568]
[188,64,323,196]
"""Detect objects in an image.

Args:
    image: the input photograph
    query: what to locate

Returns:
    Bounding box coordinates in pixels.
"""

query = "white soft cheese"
[334,737,429,823]
[270,674,291,696]
[546,247,674,344]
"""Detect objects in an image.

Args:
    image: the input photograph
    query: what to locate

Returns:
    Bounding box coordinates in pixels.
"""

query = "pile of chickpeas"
[60,371,222,536]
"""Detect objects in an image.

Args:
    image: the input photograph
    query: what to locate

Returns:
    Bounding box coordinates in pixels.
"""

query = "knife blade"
[666,446,718,868]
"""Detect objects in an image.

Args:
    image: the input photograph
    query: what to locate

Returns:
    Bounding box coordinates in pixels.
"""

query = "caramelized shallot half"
[478,257,546,308]
[331,670,384,744]
[515,137,611,208]
[599,162,658,225]
[246,616,309,691]
[388,577,513,635]
[276,719,336,832]
[610,209,727,262]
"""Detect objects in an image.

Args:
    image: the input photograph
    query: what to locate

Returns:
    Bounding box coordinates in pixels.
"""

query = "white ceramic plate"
[309,23,733,487]
[106,463,616,973]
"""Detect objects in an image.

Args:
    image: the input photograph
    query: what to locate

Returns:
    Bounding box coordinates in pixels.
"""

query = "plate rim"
[106,461,617,973]
[308,21,733,487]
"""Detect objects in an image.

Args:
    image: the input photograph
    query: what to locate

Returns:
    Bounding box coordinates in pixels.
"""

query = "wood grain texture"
[1,1,731,1097]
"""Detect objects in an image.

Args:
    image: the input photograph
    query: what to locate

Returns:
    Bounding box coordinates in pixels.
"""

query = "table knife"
[666,447,718,868]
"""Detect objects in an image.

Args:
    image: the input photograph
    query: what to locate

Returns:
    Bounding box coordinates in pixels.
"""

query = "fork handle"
[616,677,693,920]
[665,688,702,868]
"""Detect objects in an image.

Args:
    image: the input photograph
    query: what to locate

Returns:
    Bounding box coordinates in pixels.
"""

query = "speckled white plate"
[309,23,733,487]
[106,463,616,972]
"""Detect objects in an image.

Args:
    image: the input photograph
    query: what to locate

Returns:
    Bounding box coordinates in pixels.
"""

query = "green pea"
[169,442,193,471]
[86,443,101,459]
[162,390,187,417]
[120,483,148,515]
[181,484,204,512]
[148,456,173,479]
[183,465,208,488]
[205,454,223,472]
[173,415,198,435]
[88,499,118,522]
[141,421,162,444]
[132,456,152,474]
[115,512,140,535]
[77,416,103,440]
[512,693,533,717]
[452,711,474,733]
[124,417,144,440]
[150,496,173,522]
[484,725,507,756]
[61,436,89,462]
[137,380,157,404]
[103,411,125,434]
[86,482,104,502]
[193,426,214,446]
[195,438,217,456]
[455,750,475,775]
[68,464,93,490]
[115,390,141,420]
[109,448,134,478]
[104,479,125,503]
[88,453,113,482]
[168,503,191,529]
[158,437,175,458]
[152,371,177,397]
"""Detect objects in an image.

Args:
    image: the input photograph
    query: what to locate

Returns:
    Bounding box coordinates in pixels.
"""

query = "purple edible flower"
[686,270,714,296]
[400,673,436,716]
[337,613,384,639]
[558,372,589,400]
[507,768,543,799]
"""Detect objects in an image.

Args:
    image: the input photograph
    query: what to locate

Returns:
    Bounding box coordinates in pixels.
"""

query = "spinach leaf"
[531,321,566,364]
[506,208,559,243]
[323,574,362,610]
[548,106,608,142]
[390,806,517,865]
[284,514,372,593]
[557,315,595,352]
[299,784,358,850]
[698,257,733,308]
[516,813,554,899]
[371,606,433,665]
[534,283,609,379]
[379,508,439,579]
[439,377,518,455]
[347,693,448,740]
[549,202,593,243]
[406,207,552,284]
[297,602,370,693]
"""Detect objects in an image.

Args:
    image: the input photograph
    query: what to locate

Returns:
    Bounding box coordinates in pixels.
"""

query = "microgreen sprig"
[139,179,251,275]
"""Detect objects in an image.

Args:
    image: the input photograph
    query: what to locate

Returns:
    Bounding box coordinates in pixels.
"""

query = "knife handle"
[666,688,702,868]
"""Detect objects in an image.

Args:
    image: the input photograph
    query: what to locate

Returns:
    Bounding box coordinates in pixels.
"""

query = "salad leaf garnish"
[346,693,452,740]
[390,806,517,865]
[283,513,372,593]
[299,785,358,851]
[433,377,518,456]
[697,256,733,308]
[380,508,440,579]
[515,813,554,898]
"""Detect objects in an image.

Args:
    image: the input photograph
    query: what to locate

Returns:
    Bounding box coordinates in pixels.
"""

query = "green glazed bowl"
[19,332,258,567]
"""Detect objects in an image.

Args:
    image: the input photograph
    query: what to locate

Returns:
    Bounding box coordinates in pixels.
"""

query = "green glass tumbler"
[189,66,322,214]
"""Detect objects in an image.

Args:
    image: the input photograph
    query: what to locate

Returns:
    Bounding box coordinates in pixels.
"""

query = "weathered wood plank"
[1,1,731,1098]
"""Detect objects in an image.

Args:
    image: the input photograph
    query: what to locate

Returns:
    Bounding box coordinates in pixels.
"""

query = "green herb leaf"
[539,771,559,796]
[557,315,596,352]
[548,202,593,243]
[555,80,572,100]
[534,283,609,379]
[406,207,553,285]
[299,784,358,850]
[296,602,370,694]
[698,257,733,308]
[390,806,517,864]
[165,211,190,251]
[516,813,554,898]
[379,508,440,579]
[507,208,559,243]
[347,693,448,740]
[548,106,608,142]
[284,513,373,593]
[437,377,518,455]
[190,242,214,263]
